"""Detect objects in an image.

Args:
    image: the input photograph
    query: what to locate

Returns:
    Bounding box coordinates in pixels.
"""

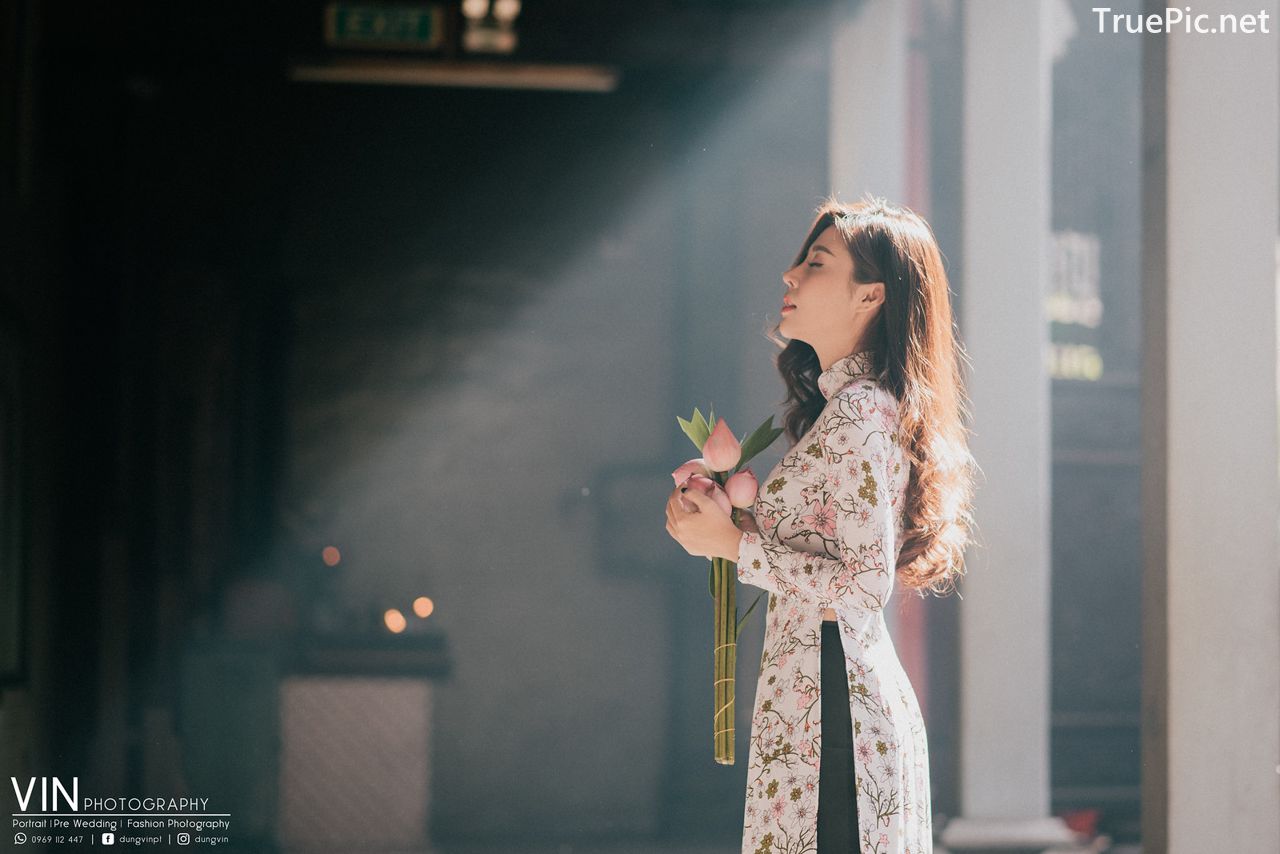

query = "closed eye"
[808,262,823,268]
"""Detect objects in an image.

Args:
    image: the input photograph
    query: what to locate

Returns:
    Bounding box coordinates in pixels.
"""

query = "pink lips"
[781,303,795,312]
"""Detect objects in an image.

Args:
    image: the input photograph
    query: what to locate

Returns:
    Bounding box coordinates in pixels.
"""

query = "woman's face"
[779,224,877,360]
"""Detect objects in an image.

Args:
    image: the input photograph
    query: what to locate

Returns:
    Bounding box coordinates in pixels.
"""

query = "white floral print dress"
[735,348,932,854]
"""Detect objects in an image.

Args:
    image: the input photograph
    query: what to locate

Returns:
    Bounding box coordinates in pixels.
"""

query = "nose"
[782,265,799,289]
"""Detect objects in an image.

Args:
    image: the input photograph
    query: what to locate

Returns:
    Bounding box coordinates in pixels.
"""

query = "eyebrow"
[810,243,835,256]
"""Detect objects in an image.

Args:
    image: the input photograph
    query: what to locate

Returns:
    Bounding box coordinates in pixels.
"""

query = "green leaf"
[681,407,710,450]
[736,591,767,639]
[677,415,705,450]
[675,414,706,450]
[737,415,787,469]
[709,561,716,598]
[692,407,710,436]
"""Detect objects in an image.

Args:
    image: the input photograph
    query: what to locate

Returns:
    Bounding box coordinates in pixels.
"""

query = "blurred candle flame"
[384,608,407,633]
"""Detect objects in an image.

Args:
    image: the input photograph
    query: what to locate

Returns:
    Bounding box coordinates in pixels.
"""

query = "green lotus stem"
[713,549,739,764]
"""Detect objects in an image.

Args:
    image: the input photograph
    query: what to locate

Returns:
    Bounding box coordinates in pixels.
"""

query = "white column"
[941,0,1075,848]
[1144,2,1280,851]
[828,0,907,202]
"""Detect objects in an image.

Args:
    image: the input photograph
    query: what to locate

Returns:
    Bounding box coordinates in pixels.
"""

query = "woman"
[665,195,977,854]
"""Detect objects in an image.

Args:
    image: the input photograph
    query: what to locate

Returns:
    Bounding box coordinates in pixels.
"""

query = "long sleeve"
[735,388,899,615]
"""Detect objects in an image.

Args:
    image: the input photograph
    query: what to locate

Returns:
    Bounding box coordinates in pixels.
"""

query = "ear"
[857,281,886,309]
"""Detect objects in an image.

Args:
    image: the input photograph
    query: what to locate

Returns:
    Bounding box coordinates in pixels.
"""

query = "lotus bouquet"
[673,407,784,765]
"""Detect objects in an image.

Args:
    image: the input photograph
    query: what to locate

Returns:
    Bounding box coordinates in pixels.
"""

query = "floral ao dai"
[735,348,932,854]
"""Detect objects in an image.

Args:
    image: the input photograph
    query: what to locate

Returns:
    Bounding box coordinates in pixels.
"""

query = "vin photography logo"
[10,776,233,847]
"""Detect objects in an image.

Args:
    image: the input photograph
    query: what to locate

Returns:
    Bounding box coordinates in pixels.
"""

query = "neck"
[815,335,875,371]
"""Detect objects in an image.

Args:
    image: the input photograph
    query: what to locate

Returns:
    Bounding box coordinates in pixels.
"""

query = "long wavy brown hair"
[766,194,979,597]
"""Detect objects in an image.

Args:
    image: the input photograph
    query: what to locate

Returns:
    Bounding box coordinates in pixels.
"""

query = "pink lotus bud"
[683,474,734,516]
[671,458,712,487]
[702,418,742,473]
[725,469,759,508]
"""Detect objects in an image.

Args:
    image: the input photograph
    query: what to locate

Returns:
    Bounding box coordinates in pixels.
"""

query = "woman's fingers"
[666,486,690,545]
[666,485,703,547]
[667,486,689,518]
[670,484,703,515]
[666,488,683,537]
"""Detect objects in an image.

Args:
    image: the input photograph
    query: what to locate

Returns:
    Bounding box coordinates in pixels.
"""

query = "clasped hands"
[664,484,759,562]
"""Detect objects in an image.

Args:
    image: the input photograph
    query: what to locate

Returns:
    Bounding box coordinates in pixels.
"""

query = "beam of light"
[276,10,842,821]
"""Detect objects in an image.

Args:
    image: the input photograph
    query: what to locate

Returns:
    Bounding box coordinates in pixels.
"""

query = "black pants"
[817,619,859,852]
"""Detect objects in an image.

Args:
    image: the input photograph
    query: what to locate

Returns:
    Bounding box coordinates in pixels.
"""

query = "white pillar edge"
[943,0,1076,846]
[828,0,908,205]
[1161,0,1280,850]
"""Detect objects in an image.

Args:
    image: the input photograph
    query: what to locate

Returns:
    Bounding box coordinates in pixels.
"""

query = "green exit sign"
[324,3,444,51]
